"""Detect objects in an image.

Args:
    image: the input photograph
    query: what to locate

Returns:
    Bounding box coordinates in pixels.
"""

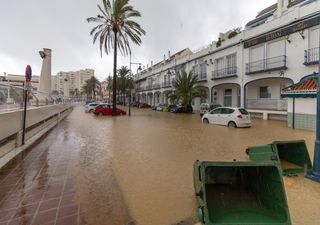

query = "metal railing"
[212,67,237,80]
[194,73,207,82]
[162,81,173,88]
[246,55,287,74]
[304,47,319,65]
[245,99,287,111]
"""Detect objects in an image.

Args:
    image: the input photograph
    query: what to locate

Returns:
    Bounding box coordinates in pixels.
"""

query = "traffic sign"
[25,65,32,82]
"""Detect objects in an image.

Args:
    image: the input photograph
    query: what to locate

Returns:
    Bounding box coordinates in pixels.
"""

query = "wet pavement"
[0,106,319,225]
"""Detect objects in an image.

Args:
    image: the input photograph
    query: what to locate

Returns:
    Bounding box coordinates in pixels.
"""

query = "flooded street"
[0,105,319,225]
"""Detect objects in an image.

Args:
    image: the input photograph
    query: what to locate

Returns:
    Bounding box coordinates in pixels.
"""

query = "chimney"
[168,51,171,59]
[151,61,153,67]
[147,64,149,68]
[164,54,166,61]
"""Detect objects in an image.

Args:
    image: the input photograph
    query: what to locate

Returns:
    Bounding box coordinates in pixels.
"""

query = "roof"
[246,3,277,27]
[256,3,277,18]
[281,77,317,98]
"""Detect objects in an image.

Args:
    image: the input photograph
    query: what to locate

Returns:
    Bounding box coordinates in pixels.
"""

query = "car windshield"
[239,108,249,115]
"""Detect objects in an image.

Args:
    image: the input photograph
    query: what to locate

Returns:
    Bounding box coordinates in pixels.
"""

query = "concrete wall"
[0,104,72,168]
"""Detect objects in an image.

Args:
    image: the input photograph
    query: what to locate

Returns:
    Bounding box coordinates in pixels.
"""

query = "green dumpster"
[193,161,291,225]
[246,140,312,176]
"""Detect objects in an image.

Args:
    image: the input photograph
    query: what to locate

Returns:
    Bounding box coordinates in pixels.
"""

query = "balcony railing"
[161,82,172,88]
[246,55,287,75]
[136,87,146,92]
[245,99,287,111]
[194,73,207,82]
[153,84,161,89]
[212,67,237,80]
[304,47,319,65]
[146,85,153,91]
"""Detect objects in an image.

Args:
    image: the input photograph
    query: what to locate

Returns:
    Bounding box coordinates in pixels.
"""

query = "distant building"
[51,69,94,96]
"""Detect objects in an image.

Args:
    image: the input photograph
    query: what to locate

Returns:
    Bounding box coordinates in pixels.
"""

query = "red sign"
[25,65,32,82]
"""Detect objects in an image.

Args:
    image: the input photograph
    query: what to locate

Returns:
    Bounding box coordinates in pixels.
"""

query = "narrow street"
[0,106,319,225]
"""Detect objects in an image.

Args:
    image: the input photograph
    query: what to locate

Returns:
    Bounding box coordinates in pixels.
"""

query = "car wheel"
[203,118,209,124]
[200,114,203,117]
[98,112,104,116]
[89,109,93,113]
[228,121,237,128]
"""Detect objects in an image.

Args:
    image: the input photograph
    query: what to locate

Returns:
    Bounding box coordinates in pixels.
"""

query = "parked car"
[85,99,95,105]
[170,105,184,113]
[200,103,222,117]
[131,101,140,107]
[139,103,151,108]
[202,107,251,128]
[85,102,102,113]
[156,103,166,111]
[94,104,126,116]
[163,104,176,112]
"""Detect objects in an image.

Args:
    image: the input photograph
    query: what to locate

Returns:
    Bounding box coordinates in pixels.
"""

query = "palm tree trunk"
[112,32,118,116]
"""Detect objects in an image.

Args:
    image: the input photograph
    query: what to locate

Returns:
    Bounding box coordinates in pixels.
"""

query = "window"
[267,40,285,58]
[259,86,271,98]
[221,108,235,114]
[309,28,319,49]
[239,108,249,115]
[226,54,236,72]
[224,89,232,107]
[215,57,224,71]
[210,108,221,114]
[250,45,264,62]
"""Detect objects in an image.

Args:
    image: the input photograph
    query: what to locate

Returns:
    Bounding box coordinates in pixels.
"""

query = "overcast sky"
[0,0,275,81]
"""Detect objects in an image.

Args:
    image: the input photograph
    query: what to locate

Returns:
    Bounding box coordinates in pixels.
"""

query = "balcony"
[212,67,237,80]
[246,55,287,75]
[162,81,172,88]
[153,84,161,90]
[146,85,153,91]
[136,87,146,92]
[304,47,319,65]
[245,99,287,111]
[195,73,207,82]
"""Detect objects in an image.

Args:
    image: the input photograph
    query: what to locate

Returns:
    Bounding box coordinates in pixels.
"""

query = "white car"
[85,102,102,113]
[202,107,251,128]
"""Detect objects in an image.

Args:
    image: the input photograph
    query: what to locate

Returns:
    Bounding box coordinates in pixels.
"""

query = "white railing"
[245,99,287,111]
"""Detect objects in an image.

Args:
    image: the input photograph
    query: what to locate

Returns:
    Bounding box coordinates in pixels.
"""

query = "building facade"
[133,0,320,120]
[51,69,94,96]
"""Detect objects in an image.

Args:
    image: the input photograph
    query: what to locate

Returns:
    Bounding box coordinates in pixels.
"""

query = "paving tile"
[56,214,78,225]
[60,194,77,206]
[0,208,16,222]
[38,198,60,212]
[13,203,39,218]
[57,204,79,219]
[32,208,57,225]
[8,215,33,225]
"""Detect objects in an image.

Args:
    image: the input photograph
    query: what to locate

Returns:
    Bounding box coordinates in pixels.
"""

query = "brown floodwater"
[1,105,319,225]
[67,106,319,225]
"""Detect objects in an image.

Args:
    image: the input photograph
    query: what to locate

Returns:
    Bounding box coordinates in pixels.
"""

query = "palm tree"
[106,76,113,102]
[87,0,146,115]
[173,71,206,113]
[83,76,101,99]
[117,66,130,105]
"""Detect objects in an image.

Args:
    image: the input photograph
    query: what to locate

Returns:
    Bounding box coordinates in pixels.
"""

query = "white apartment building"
[133,0,320,120]
[51,69,94,95]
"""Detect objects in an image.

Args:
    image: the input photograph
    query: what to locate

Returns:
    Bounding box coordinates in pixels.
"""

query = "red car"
[94,104,126,116]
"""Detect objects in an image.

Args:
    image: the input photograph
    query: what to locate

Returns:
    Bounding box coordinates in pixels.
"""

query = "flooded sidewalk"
[0,106,319,225]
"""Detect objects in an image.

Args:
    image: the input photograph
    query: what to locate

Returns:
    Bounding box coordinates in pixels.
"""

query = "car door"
[207,108,222,124]
[104,105,112,115]
[220,108,235,126]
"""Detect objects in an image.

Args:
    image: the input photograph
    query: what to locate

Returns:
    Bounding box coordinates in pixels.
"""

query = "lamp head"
[39,51,46,59]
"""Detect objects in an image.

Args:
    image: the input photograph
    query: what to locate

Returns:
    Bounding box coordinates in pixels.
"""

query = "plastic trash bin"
[246,140,312,176]
[193,161,291,225]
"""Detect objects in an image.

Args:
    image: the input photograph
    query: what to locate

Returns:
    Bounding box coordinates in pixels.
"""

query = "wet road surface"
[0,106,319,225]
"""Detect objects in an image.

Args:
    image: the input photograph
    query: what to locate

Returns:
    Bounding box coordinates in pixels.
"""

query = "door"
[220,108,235,126]
[207,108,222,124]
[103,105,112,115]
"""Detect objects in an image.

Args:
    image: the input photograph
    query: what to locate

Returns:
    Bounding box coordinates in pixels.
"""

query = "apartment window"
[224,89,232,107]
[200,64,207,76]
[259,86,271,99]
[309,28,320,49]
[249,45,264,62]
[215,57,224,71]
[226,54,236,74]
[267,40,285,58]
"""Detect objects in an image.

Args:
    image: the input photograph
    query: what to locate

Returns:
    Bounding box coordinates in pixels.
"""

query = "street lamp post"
[306,37,320,183]
[129,53,142,117]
